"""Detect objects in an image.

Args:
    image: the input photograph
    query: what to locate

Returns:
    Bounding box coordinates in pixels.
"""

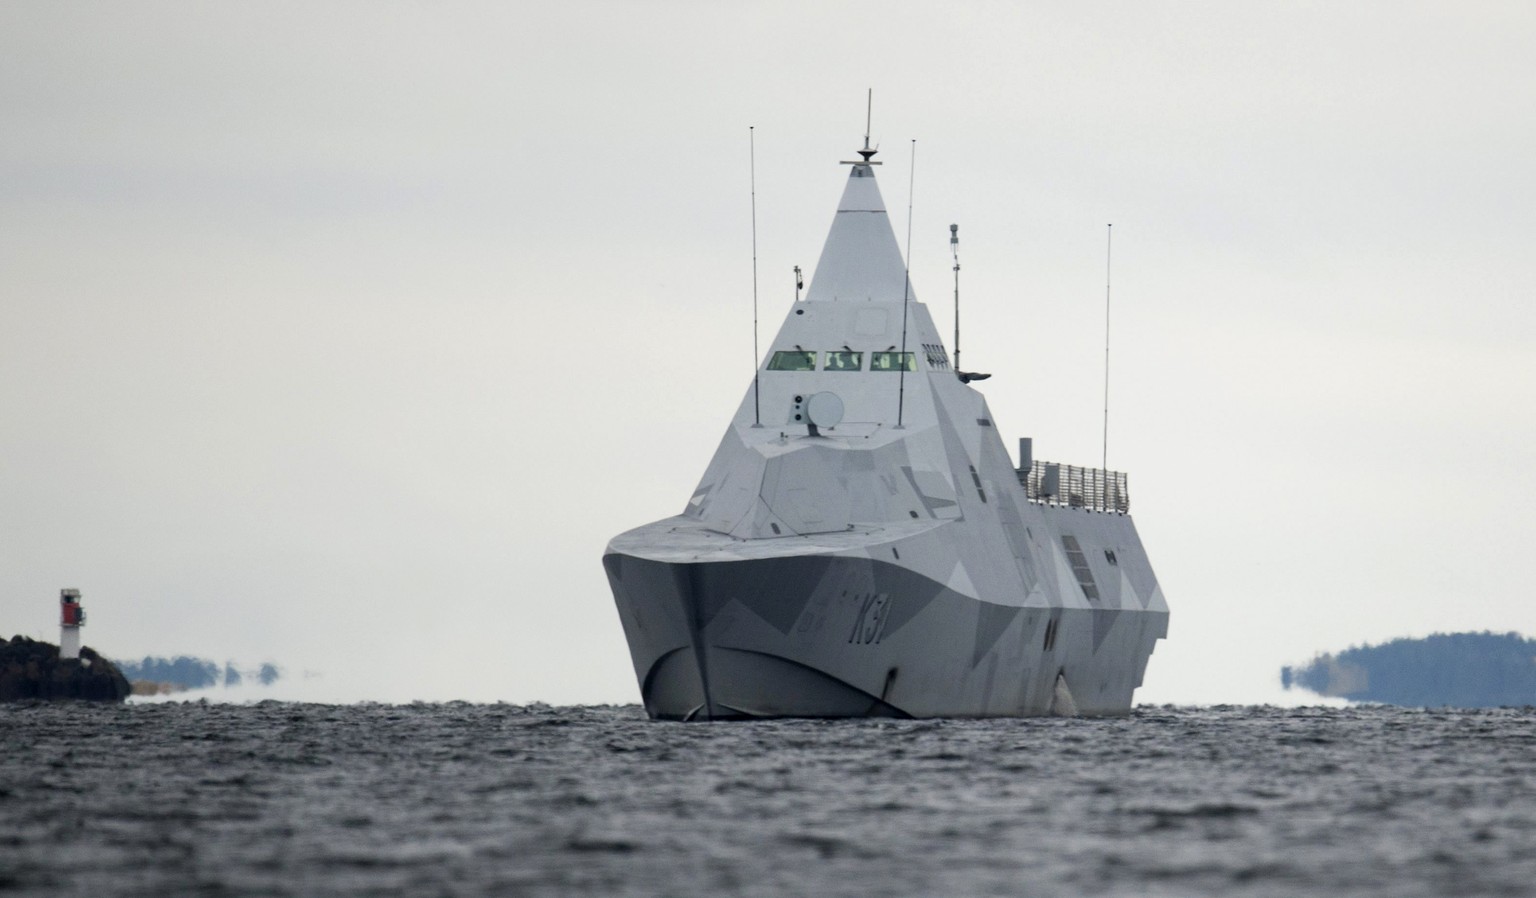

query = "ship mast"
[951,223,960,375]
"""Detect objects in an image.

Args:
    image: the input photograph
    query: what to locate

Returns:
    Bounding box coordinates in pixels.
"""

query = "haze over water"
[6,4,1536,708]
[4,702,1533,897]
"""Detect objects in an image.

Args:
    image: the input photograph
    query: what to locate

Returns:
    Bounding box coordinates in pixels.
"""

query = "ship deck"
[606,516,949,565]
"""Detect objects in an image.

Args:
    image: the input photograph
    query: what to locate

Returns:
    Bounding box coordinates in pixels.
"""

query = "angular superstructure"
[604,139,1168,719]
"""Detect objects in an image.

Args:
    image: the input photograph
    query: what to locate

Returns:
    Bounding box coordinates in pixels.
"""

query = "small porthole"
[795,309,805,315]
[908,510,919,519]
[770,522,781,535]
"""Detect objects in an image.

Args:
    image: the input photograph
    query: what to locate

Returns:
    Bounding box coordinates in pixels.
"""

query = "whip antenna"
[750,127,761,427]
[897,138,915,428]
[951,223,960,376]
[1102,223,1112,469]
[865,89,873,150]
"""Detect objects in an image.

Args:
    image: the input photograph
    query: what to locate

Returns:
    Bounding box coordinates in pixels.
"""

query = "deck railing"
[1016,460,1129,514]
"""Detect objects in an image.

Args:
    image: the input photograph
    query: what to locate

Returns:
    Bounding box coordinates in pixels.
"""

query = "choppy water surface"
[3,703,1535,897]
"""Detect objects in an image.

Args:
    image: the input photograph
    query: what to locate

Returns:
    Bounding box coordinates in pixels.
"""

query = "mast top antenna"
[846,88,881,165]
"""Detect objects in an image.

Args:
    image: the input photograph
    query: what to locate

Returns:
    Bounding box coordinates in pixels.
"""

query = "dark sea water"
[3,703,1535,897]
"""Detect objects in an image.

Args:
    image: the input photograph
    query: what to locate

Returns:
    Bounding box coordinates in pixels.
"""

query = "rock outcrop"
[0,635,131,702]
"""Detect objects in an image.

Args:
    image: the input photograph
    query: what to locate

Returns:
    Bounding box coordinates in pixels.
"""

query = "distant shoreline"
[1283,631,1536,708]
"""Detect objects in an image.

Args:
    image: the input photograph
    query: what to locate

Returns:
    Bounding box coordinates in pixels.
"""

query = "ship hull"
[605,533,1167,720]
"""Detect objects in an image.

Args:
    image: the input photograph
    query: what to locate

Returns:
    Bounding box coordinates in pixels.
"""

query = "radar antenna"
[843,89,881,167]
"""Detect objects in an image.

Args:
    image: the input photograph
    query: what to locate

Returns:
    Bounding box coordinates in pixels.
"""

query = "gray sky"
[3,2,1533,703]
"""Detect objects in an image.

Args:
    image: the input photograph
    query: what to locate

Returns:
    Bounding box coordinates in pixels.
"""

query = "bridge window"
[870,351,917,372]
[767,350,816,371]
[824,351,862,371]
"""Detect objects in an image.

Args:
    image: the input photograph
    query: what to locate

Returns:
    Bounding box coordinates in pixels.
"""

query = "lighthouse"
[60,589,85,661]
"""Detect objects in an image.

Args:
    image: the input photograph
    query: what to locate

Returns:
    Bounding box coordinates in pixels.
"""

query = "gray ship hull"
[606,513,1168,720]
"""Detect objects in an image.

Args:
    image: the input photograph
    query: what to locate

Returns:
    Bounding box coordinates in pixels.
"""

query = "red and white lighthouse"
[59,589,85,660]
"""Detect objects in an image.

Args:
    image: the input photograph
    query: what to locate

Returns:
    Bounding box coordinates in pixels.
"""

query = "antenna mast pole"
[1102,223,1112,470]
[897,138,915,428]
[951,224,960,375]
[750,126,761,427]
[865,89,872,147]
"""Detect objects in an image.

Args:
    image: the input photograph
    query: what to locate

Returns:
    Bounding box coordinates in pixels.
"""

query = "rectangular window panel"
[824,351,862,371]
[870,351,917,372]
[767,350,816,371]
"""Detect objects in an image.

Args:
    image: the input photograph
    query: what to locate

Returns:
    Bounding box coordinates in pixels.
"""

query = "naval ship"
[604,135,1168,719]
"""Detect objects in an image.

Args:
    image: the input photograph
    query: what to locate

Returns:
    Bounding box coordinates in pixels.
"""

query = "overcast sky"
[3,2,1533,704]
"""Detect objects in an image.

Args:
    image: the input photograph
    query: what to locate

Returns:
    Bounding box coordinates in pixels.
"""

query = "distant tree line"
[114,656,280,690]
[1282,631,1536,708]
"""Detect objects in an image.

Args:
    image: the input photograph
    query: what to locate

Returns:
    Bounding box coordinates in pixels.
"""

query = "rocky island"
[116,655,282,694]
[0,635,131,702]
[1282,631,1536,708]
